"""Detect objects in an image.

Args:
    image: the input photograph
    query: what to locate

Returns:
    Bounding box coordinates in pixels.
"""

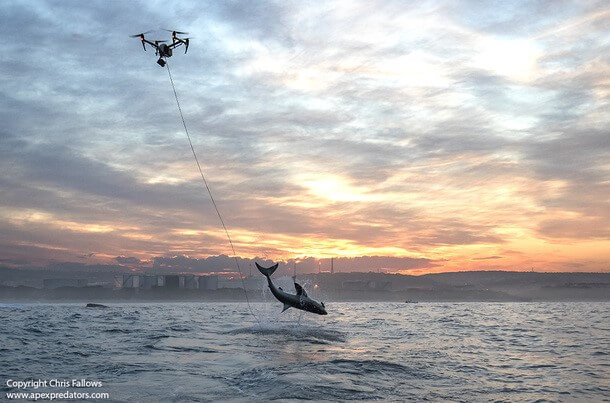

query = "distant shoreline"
[2,270,608,303]
[1,284,608,303]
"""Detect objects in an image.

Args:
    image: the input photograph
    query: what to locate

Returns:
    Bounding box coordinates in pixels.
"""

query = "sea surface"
[1,302,608,402]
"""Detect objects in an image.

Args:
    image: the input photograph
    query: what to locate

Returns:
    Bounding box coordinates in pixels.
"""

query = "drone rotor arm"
[167,37,190,54]
[142,38,160,50]
[168,41,182,50]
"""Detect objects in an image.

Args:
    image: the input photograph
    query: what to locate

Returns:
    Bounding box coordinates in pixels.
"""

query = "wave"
[103,328,133,334]
[328,358,434,379]
[226,323,347,343]
[144,344,217,353]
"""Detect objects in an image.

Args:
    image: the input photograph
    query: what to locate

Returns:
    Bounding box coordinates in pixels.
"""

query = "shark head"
[307,299,328,315]
[318,302,328,315]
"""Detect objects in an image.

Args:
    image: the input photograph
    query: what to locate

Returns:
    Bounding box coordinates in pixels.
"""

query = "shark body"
[256,262,327,315]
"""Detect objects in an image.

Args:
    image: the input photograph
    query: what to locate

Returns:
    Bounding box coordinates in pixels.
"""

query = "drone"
[130,29,190,66]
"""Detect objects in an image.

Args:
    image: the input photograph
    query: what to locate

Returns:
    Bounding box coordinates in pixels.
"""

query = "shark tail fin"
[255,262,278,278]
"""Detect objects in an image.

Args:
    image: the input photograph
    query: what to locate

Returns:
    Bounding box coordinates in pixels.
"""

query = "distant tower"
[331,257,334,274]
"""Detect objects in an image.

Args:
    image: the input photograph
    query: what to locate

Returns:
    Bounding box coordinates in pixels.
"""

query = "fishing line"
[165,61,260,326]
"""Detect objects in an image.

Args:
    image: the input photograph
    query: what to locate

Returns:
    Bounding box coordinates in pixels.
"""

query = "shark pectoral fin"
[281,303,291,313]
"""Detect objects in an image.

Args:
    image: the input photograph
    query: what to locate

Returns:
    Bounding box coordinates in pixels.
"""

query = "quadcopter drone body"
[130,29,190,66]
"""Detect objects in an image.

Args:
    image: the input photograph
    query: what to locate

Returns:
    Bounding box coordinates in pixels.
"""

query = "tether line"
[165,61,260,326]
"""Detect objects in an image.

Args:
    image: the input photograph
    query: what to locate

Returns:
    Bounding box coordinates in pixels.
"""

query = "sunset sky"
[1,0,608,274]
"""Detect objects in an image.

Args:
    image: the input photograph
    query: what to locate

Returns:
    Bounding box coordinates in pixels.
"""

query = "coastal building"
[341,280,392,291]
[118,274,165,289]
[121,274,140,288]
[218,276,264,290]
[198,275,219,290]
[165,275,179,289]
[42,278,87,289]
[181,275,198,289]
[114,273,268,291]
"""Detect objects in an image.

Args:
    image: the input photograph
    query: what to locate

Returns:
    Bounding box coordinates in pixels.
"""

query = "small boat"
[404,300,418,304]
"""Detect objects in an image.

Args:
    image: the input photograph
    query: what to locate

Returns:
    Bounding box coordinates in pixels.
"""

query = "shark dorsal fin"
[281,303,291,313]
[294,282,307,297]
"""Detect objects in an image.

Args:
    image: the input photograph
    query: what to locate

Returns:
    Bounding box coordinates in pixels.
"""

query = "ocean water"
[1,302,608,402]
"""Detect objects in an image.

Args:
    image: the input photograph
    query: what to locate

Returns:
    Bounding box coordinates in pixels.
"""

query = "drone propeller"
[130,31,154,51]
[129,30,153,38]
[162,29,189,35]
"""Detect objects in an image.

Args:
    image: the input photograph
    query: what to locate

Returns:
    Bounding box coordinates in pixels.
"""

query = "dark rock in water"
[86,303,109,308]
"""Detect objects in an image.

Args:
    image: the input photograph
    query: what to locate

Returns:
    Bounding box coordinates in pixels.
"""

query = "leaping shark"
[256,262,327,315]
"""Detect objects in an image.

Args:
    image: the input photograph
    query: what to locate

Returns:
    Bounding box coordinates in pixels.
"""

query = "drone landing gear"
[157,58,166,67]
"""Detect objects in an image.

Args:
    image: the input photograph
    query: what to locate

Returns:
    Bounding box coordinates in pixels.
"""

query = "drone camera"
[157,58,166,67]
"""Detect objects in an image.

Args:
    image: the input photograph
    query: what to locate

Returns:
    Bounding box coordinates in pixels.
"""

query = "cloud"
[0,0,608,273]
[473,255,502,260]
[115,256,141,265]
